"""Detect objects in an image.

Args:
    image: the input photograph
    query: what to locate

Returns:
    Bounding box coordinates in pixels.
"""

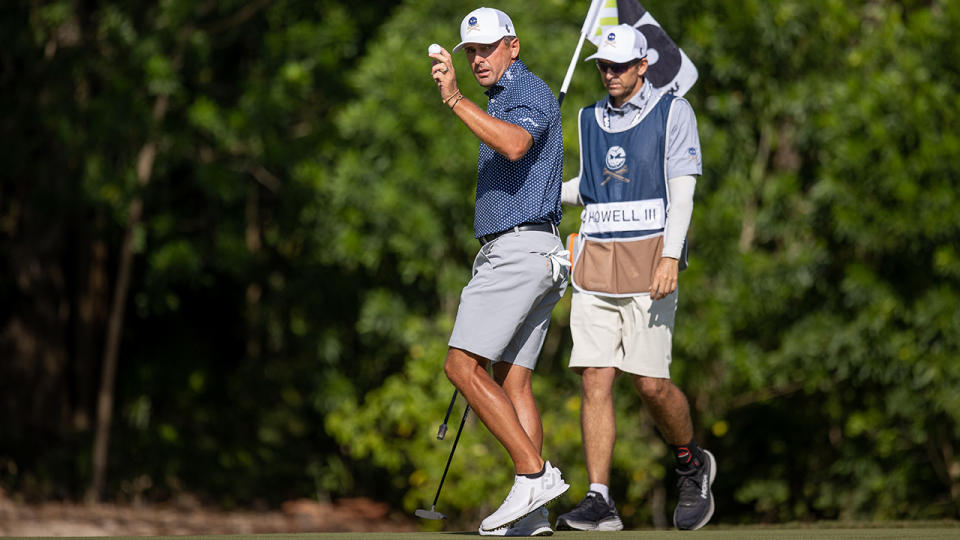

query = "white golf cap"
[452,7,516,53]
[585,24,647,63]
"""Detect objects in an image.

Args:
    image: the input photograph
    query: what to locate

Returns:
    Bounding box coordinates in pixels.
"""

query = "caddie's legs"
[631,375,693,446]
[634,375,716,530]
[445,347,544,474]
[580,366,618,485]
[555,366,624,532]
[493,361,542,453]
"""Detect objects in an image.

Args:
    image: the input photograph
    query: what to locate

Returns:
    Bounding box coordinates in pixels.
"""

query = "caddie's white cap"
[585,24,647,63]
[452,7,516,53]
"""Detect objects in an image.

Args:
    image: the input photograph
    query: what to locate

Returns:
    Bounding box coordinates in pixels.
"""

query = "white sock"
[589,483,610,504]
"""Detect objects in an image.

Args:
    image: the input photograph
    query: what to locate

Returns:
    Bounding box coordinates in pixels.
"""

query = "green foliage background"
[1,0,958,529]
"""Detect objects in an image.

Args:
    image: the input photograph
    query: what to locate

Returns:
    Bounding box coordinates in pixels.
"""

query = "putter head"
[415,508,447,520]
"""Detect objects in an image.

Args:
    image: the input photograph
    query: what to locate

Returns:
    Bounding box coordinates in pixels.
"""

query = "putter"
[436,389,459,440]
[415,403,470,520]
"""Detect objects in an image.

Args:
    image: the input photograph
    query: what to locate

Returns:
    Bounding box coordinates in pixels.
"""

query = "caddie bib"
[572,93,675,297]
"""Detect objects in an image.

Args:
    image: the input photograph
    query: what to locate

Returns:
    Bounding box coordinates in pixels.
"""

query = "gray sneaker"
[479,506,553,536]
[673,449,716,530]
[555,491,623,531]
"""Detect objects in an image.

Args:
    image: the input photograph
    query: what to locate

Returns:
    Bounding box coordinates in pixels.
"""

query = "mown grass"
[35,520,960,540]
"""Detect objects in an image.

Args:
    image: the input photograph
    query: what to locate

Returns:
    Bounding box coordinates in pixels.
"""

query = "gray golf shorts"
[448,229,568,369]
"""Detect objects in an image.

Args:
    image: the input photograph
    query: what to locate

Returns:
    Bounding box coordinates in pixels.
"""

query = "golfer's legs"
[444,347,543,474]
[580,366,617,486]
[494,362,542,453]
[632,375,693,445]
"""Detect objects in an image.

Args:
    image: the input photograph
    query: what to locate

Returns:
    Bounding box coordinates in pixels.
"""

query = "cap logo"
[467,16,480,33]
[605,32,617,46]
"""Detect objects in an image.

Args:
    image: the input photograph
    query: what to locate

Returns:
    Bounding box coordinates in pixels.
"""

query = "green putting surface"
[20,522,960,540]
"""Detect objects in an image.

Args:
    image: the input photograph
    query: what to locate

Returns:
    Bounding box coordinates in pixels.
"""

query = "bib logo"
[602,146,629,186]
[606,146,626,169]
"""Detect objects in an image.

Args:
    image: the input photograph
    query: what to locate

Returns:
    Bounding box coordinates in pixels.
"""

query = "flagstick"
[558,0,605,107]
[558,32,587,107]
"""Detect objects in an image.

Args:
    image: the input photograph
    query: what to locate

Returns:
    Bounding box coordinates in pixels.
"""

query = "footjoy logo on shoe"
[700,474,708,499]
[542,475,556,490]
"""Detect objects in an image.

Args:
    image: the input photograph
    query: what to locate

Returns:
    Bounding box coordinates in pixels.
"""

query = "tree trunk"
[650,480,668,529]
[738,125,772,253]
[89,94,168,502]
[245,179,262,360]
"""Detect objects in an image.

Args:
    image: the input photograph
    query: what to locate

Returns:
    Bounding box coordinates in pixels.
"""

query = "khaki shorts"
[568,289,677,378]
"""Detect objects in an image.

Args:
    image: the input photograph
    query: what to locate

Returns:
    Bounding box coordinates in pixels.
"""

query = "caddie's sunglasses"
[596,60,639,75]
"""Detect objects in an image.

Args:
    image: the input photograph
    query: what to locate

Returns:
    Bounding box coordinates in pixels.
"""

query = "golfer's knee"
[443,348,481,387]
[502,380,533,404]
[495,363,532,391]
[443,356,464,386]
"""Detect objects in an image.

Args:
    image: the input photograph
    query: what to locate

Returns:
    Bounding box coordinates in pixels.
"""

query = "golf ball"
[428,43,442,55]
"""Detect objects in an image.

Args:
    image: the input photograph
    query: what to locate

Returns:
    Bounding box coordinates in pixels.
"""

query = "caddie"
[554,24,716,531]
[428,6,571,536]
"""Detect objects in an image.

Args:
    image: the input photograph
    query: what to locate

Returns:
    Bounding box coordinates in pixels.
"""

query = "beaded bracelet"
[442,90,462,107]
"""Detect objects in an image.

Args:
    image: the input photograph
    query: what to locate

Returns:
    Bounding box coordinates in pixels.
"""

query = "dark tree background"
[1,0,958,528]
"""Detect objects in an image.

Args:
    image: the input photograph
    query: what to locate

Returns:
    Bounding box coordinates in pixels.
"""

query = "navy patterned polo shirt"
[475,59,563,238]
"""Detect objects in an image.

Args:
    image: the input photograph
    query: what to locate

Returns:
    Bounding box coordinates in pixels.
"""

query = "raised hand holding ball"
[429,44,448,74]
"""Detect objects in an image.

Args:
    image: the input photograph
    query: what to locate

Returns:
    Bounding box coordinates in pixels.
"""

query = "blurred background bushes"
[1,0,958,528]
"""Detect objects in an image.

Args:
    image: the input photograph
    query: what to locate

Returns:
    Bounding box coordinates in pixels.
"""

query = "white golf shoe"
[480,461,569,532]
[479,506,552,536]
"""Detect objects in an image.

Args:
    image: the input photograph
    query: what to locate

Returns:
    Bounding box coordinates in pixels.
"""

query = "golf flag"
[558,0,606,105]
[586,0,698,97]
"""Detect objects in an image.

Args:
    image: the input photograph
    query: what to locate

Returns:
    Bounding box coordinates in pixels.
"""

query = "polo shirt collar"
[604,79,654,115]
[485,59,527,99]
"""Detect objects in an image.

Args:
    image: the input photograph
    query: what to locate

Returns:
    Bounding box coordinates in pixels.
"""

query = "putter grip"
[437,424,448,440]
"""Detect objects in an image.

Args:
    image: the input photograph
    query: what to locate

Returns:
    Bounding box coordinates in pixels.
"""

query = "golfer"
[428,6,570,536]
[554,25,716,531]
